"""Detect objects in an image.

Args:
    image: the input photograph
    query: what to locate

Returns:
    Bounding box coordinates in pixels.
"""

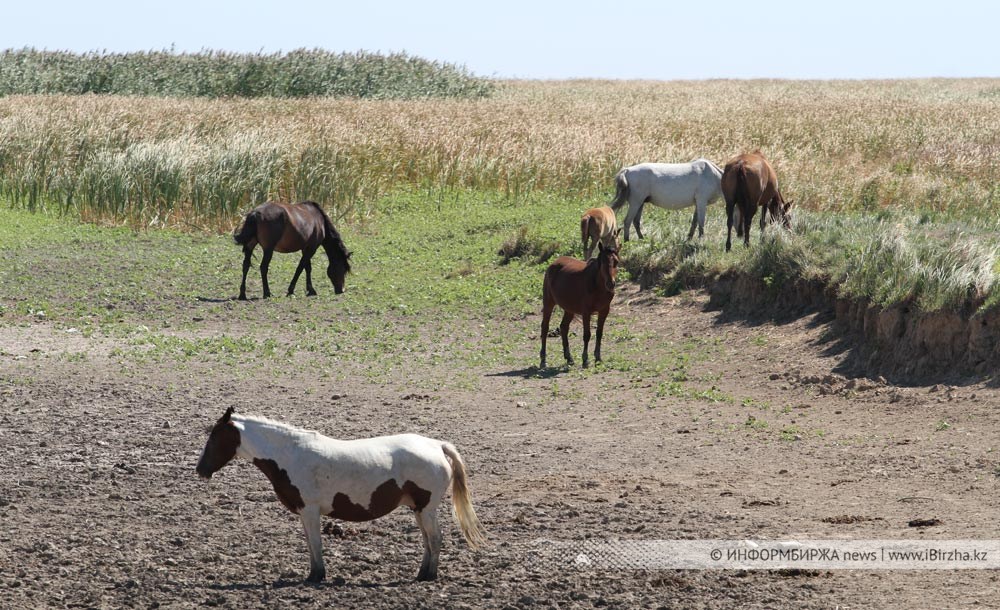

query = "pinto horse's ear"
[222,406,234,423]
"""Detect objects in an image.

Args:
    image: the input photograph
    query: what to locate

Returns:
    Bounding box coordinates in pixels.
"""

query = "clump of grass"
[497,226,562,265]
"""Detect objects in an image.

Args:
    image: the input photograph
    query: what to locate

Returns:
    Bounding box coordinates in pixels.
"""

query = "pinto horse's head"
[196,407,241,479]
[597,243,620,293]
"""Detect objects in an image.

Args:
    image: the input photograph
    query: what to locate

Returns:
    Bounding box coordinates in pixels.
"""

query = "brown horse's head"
[196,407,241,479]
[770,195,793,229]
[325,238,352,294]
[597,243,620,293]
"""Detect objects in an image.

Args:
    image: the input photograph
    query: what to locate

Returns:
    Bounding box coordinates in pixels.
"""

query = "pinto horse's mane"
[233,413,324,440]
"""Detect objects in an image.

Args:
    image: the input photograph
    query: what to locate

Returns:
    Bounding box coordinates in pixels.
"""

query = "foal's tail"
[441,443,487,549]
[608,169,629,211]
[233,211,257,246]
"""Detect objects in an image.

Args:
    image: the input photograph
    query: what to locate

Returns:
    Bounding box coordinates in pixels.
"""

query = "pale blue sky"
[7,1,997,79]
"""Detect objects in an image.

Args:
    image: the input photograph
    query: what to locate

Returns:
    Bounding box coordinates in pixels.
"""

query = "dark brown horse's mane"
[301,200,352,272]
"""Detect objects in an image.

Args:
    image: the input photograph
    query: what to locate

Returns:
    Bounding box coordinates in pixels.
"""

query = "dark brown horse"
[721,152,792,251]
[233,201,351,300]
[540,243,620,368]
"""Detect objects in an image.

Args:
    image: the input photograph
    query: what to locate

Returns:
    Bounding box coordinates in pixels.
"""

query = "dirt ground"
[2,285,999,609]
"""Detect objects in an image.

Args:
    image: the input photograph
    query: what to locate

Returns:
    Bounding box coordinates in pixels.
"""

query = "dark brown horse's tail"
[303,201,351,272]
[233,211,257,246]
[734,161,751,212]
[608,169,629,211]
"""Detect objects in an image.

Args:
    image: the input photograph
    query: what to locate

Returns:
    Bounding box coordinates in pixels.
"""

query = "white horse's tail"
[608,169,629,210]
[441,442,487,548]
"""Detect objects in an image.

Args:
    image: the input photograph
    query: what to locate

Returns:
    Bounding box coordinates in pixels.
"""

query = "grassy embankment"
[0,79,998,314]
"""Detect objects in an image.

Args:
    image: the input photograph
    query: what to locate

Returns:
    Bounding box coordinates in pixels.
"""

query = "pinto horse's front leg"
[300,506,325,583]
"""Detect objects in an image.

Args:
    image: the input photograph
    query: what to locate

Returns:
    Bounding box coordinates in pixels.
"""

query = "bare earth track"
[2,285,999,609]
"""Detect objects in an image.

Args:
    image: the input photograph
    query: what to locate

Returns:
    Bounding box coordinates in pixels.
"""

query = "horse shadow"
[205,576,410,591]
[196,296,248,303]
[486,365,568,379]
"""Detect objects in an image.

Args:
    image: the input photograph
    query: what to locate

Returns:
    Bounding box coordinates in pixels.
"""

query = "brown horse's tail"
[734,161,751,212]
[580,214,592,251]
[608,169,629,211]
[233,211,257,246]
[441,442,487,549]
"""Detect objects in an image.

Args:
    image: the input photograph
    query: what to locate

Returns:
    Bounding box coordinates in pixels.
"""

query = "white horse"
[196,407,486,583]
[608,158,724,241]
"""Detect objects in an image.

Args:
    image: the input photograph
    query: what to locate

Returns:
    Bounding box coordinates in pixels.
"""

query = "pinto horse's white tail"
[441,443,487,548]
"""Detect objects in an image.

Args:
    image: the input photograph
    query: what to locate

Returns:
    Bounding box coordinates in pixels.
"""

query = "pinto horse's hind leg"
[559,310,574,365]
[414,509,442,581]
[239,246,254,300]
[299,506,326,583]
[260,248,275,299]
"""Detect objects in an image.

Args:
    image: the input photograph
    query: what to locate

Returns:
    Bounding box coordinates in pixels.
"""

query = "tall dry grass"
[0,79,998,229]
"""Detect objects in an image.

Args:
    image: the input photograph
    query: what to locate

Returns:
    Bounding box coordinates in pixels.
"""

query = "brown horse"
[540,243,620,368]
[580,206,621,259]
[233,201,351,300]
[721,152,792,251]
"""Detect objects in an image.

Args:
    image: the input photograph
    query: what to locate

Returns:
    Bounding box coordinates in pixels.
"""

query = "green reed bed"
[0,48,494,99]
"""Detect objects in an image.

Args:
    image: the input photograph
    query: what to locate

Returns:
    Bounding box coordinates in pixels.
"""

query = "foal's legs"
[239,246,254,300]
[559,310,575,365]
[540,300,553,368]
[595,307,609,363]
[299,506,325,582]
[581,312,592,368]
[287,247,318,297]
[260,248,275,299]
[414,509,442,581]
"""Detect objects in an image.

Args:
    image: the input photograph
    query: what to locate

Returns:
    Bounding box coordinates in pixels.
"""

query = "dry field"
[1,79,998,228]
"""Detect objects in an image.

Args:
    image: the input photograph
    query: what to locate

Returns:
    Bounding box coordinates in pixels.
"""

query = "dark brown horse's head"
[597,243,620,292]
[325,239,352,294]
[196,407,241,479]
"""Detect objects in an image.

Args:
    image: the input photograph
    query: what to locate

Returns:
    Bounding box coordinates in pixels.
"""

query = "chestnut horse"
[233,201,351,300]
[721,153,792,251]
[196,407,486,583]
[580,206,622,259]
[540,243,620,368]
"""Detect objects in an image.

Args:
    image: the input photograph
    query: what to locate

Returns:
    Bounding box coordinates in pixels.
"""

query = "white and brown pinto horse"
[580,206,622,259]
[721,152,792,251]
[609,158,724,241]
[233,201,351,300]
[196,408,486,583]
